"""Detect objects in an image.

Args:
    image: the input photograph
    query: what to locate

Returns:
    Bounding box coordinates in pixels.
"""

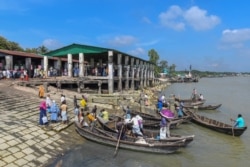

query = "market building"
[0,43,158,94]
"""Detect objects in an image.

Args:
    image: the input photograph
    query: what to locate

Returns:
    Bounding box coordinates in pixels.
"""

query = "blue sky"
[1,0,250,72]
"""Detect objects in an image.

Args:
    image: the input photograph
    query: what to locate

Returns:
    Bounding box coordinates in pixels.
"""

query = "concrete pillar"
[5,55,13,70]
[56,58,62,76]
[25,57,31,77]
[140,61,144,88]
[146,64,150,86]
[99,59,103,67]
[98,82,102,94]
[136,59,140,78]
[143,62,147,87]
[130,58,135,90]
[125,56,129,90]
[79,53,84,77]
[43,56,48,77]
[152,65,155,85]
[90,58,94,67]
[117,54,122,91]
[67,53,73,77]
[108,51,114,94]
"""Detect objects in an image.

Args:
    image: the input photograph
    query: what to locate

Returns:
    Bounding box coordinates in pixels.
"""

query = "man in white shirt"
[129,116,143,137]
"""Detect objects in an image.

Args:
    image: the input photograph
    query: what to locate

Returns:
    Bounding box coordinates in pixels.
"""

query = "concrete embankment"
[0,80,169,167]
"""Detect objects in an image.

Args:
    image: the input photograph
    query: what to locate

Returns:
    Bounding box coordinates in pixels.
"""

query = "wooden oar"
[113,125,124,157]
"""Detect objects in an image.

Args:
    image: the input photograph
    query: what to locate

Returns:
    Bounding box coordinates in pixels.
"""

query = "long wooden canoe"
[131,109,191,124]
[96,117,194,147]
[183,104,222,110]
[183,109,247,136]
[75,122,185,154]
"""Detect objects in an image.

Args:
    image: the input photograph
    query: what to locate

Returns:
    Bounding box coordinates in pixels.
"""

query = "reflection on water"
[48,77,250,167]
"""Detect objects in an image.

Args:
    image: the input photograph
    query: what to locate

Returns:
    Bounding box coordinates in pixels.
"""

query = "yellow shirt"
[102,110,109,121]
[87,114,95,122]
[80,99,87,107]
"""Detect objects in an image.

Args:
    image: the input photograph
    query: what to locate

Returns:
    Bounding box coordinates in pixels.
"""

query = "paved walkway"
[0,81,83,167]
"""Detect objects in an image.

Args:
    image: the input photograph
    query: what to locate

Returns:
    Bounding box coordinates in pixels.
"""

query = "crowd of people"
[38,86,246,143]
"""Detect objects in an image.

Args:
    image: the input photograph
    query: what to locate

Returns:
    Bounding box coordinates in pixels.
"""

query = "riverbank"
[0,79,170,167]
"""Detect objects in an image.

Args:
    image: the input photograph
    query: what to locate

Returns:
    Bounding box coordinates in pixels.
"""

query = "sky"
[1,0,250,72]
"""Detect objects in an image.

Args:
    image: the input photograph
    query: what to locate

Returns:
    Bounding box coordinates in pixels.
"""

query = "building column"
[152,65,155,85]
[135,59,140,89]
[125,56,129,90]
[79,53,84,77]
[117,54,122,91]
[67,53,73,77]
[130,58,135,90]
[144,62,147,87]
[56,58,62,76]
[25,57,31,77]
[108,51,114,94]
[43,56,48,77]
[5,55,13,70]
[140,61,144,88]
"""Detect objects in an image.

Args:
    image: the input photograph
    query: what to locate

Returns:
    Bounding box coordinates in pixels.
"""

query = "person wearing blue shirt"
[157,100,163,112]
[232,114,245,128]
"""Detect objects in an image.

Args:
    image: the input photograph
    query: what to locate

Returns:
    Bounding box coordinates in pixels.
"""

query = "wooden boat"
[131,110,191,124]
[75,122,185,154]
[96,117,194,146]
[184,101,205,106]
[175,97,206,104]
[97,115,181,131]
[182,109,247,136]
[183,104,222,110]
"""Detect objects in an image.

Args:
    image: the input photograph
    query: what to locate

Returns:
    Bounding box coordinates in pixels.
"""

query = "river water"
[48,76,250,167]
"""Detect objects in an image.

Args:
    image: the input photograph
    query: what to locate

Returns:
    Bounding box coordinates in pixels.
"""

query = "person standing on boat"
[136,115,144,135]
[129,115,143,137]
[100,109,109,122]
[123,106,131,123]
[157,99,163,112]
[231,114,245,128]
[116,117,126,140]
[160,115,170,139]
[198,94,204,101]
[86,112,96,130]
[192,88,197,101]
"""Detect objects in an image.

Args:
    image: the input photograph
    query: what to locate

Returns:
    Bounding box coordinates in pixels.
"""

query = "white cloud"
[42,39,62,50]
[220,28,250,50]
[184,6,220,30]
[222,29,250,43]
[129,47,146,57]
[159,5,220,31]
[137,40,159,46]
[159,5,185,31]
[106,35,137,47]
[142,17,152,24]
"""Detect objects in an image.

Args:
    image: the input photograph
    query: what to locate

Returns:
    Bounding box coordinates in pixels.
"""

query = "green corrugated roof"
[45,43,110,57]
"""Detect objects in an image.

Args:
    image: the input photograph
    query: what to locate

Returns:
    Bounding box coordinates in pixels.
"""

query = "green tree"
[25,48,38,53]
[0,36,23,51]
[169,64,176,76]
[148,49,160,76]
[159,60,168,73]
[148,49,159,64]
[37,45,49,54]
